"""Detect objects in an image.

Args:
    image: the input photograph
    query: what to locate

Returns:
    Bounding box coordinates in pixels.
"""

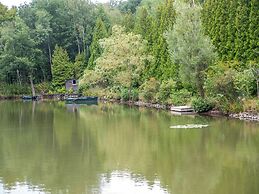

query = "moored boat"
[22,96,39,101]
[65,96,98,104]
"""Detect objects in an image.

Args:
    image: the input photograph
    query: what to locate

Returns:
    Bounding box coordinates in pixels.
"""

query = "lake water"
[0,101,258,194]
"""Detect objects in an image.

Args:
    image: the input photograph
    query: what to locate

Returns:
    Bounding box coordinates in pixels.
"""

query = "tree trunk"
[17,69,22,86]
[48,36,52,66]
[30,75,35,97]
[82,28,85,53]
[76,36,81,54]
[196,72,205,98]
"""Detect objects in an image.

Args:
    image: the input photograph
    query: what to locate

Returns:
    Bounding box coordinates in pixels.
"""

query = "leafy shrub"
[243,99,259,113]
[234,69,256,97]
[170,89,192,106]
[0,84,31,95]
[205,65,238,100]
[121,88,130,101]
[192,97,214,113]
[56,87,66,94]
[139,78,159,102]
[228,101,243,113]
[131,88,139,101]
[35,82,51,94]
[121,88,139,101]
[156,79,176,103]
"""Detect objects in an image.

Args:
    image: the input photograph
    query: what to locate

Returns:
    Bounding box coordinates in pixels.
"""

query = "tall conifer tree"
[148,0,176,80]
[88,18,108,69]
[234,0,250,61]
[52,45,72,89]
[248,0,259,61]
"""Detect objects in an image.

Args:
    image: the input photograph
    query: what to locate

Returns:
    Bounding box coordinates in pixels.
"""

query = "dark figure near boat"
[65,79,78,93]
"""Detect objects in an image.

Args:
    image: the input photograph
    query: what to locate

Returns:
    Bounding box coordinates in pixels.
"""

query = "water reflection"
[0,182,47,194]
[0,101,258,194]
[95,171,169,194]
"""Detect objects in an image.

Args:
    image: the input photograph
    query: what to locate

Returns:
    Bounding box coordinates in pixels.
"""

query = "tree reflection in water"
[0,101,258,194]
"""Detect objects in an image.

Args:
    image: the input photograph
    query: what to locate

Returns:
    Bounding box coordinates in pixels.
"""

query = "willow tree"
[165,2,217,97]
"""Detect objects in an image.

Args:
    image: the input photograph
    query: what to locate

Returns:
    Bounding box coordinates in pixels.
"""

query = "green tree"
[0,16,42,84]
[134,7,153,44]
[51,45,72,90]
[81,25,152,98]
[248,0,259,61]
[34,9,53,81]
[88,18,108,69]
[148,0,176,81]
[165,2,217,97]
[118,0,142,13]
[234,0,250,61]
[73,52,86,79]
[0,3,16,24]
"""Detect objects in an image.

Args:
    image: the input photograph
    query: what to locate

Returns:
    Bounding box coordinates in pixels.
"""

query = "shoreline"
[0,95,258,122]
[99,98,259,122]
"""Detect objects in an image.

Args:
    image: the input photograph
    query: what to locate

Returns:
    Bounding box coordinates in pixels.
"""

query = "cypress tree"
[88,18,108,69]
[226,0,237,60]
[148,0,176,81]
[134,7,153,45]
[234,0,250,61]
[248,0,259,62]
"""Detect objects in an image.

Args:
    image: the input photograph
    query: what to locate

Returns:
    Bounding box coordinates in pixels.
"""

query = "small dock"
[170,106,195,115]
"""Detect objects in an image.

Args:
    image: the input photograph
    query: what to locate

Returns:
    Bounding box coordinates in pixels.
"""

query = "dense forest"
[0,0,258,113]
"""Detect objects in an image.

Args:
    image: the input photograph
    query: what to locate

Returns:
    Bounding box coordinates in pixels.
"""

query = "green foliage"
[73,52,86,79]
[81,25,152,99]
[121,88,130,101]
[202,0,259,62]
[248,0,259,61]
[192,97,214,113]
[0,3,16,24]
[118,0,142,13]
[165,2,217,97]
[35,82,51,94]
[170,89,192,106]
[134,7,153,42]
[0,0,258,113]
[0,83,31,95]
[120,88,139,101]
[205,63,238,101]
[243,99,259,113]
[51,45,73,90]
[88,18,108,69]
[139,78,159,102]
[234,69,256,97]
[156,79,176,103]
[147,0,176,80]
[0,16,42,85]
[206,61,257,100]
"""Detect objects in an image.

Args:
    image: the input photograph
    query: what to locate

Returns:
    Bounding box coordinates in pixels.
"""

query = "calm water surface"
[0,101,258,194]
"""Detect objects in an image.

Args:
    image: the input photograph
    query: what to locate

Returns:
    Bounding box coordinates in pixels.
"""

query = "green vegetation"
[192,97,214,113]
[0,0,258,113]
